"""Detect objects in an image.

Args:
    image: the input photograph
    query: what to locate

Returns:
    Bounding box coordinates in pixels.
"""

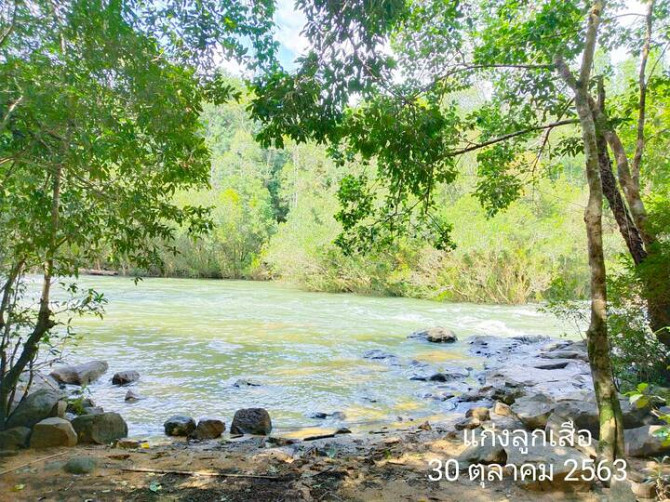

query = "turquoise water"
[60,276,571,438]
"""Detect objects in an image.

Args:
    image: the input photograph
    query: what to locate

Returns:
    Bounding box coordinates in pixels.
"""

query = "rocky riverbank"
[1,330,669,500]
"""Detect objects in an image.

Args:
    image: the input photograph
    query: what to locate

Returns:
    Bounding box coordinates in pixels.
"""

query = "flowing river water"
[58,276,574,439]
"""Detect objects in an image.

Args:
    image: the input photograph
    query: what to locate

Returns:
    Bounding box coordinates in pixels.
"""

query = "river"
[60,276,573,438]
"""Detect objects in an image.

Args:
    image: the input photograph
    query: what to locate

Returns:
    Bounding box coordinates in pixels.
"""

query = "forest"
[0,0,669,500]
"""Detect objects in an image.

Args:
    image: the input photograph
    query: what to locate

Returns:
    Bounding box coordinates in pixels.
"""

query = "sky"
[274,0,308,69]
[225,0,647,75]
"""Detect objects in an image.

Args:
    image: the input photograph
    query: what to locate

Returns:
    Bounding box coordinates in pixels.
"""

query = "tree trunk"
[554,1,625,461]
[0,165,61,427]
[604,129,670,346]
[597,133,647,265]
[581,110,625,461]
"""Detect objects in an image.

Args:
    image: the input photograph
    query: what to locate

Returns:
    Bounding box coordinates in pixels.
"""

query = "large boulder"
[164,415,196,437]
[0,427,31,450]
[50,360,108,386]
[410,327,457,343]
[549,399,649,439]
[190,418,225,440]
[112,371,140,386]
[510,394,554,429]
[457,442,507,466]
[625,425,670,458]
[6,389,64,429]
[506,443,593,491]
[71,412,128,444]
[230,408,272,435]
[30,417,77,448]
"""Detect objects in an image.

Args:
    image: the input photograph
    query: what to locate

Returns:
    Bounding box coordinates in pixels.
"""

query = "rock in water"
[409,327,457,343]
[50,360,108,386]
[64,456,96,474]
[362,349,397,360]
[232,379,261,388]
[164,415,196,436]
[6,389,64,429]
[230,408,272,435]
[190,419,225,440]
[30,417,77,448]
[0,427,31,450]
[112,371,140,386]
[309,411,346,420]
[71,412,128,444]
[125,390,142,402]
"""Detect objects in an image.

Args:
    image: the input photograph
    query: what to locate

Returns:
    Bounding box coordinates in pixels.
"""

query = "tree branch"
[0,0,17,49]
[447,119,578,157]
[632,0,654,184]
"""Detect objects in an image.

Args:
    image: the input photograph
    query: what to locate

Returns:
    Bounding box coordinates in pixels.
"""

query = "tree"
[0,0,275,425]
[250,0,670,460]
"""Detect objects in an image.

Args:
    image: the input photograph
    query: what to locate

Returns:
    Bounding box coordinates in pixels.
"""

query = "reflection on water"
[61,276,571,438]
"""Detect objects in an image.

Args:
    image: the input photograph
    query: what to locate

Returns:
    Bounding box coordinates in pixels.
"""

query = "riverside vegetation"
[1,0,670,500]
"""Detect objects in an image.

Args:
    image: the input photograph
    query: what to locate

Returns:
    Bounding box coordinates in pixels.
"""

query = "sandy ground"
[0,423,644,502]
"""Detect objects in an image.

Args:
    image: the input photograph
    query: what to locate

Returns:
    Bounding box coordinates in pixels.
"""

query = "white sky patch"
[218,56,247,78]
[611,0,646,64]
[274,0,309,58]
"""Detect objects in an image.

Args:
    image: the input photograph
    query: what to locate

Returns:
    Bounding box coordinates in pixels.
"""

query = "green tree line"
[117,79,622,306]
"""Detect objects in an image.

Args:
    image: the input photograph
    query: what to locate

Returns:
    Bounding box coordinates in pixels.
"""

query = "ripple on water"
[58,276,571,438]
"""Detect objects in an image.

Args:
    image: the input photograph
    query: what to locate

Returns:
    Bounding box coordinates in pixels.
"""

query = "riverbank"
[2,335,669,500]
[0,425,640,502]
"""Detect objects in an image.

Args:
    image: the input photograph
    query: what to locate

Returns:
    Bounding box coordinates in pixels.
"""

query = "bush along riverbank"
[0,330,668,500]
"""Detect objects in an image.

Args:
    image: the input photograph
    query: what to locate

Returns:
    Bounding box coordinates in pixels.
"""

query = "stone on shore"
[559,399,647,435]
[510,394,554,429]
[112,370,140,386]
[630,480,657,499]
[117,438,143,449]
[410,327,457,343]
[625,425,670,458]
[164,415,196,437]
[81,406,105,415]
[66,397,96,415]
[230,408,272,435]
[50,360,109,386]
[190,418,225,440]
[0,427,31,450]
[6,389,64,429]
[466,407,490,422]
[457,442,507,466]
[64,456,97,474]
[72,412,128,444]
[30,417,77,448]
[505,443,593,491]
